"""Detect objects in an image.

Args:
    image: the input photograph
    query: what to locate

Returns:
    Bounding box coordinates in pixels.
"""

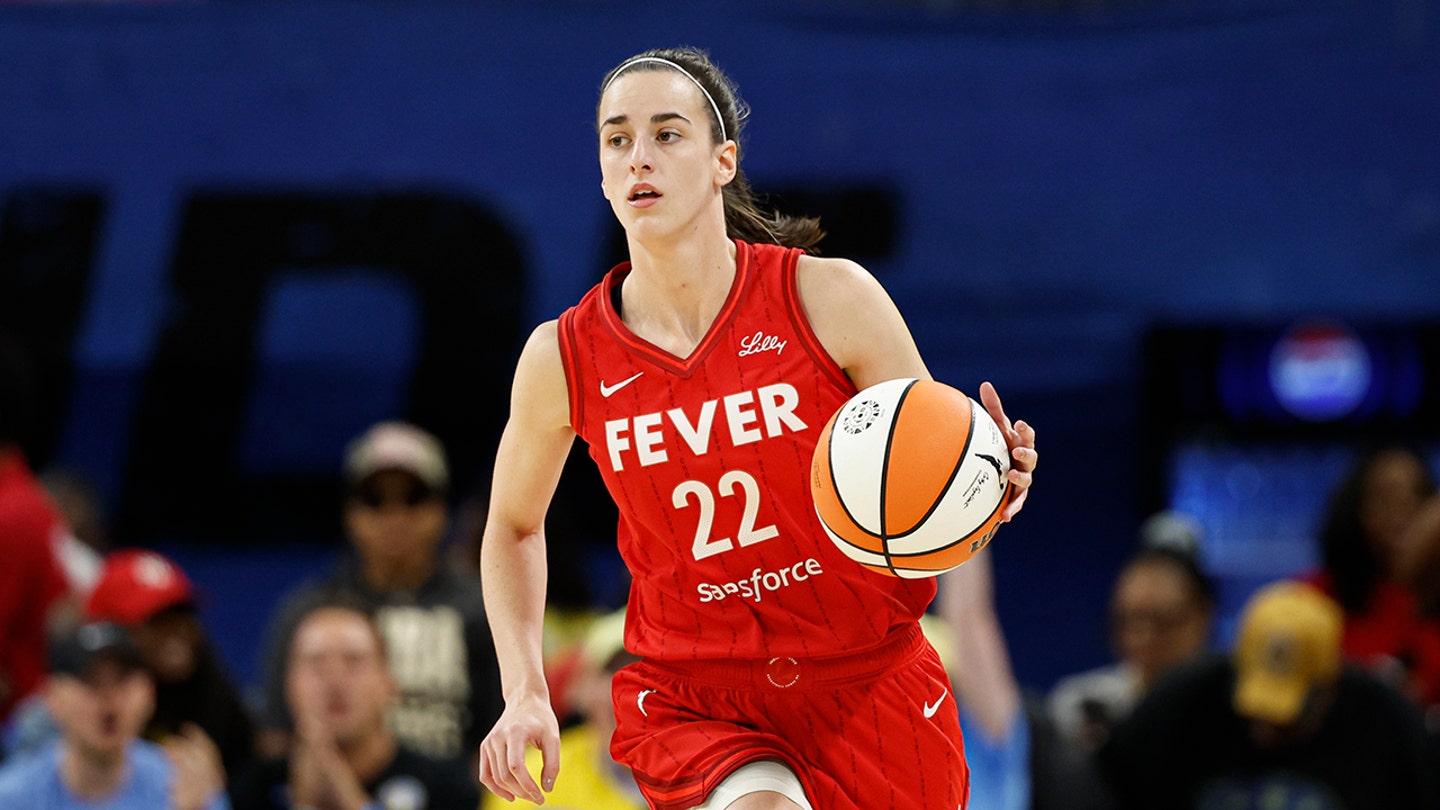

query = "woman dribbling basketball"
[477,47,1037,810]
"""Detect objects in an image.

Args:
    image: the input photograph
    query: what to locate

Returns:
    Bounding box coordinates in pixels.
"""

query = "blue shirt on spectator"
[0,738,229,810]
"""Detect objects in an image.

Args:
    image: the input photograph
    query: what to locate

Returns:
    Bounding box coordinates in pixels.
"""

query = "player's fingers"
[1013,419,1036,453]
[503,734,545,804]
[979,381,1018,442]
[484,739,521,800]
[1008,466,1033,491]
[1010,445,1037,474]
[1001,486,1030,522]
[478,746,516,802]
[539,733,561,795]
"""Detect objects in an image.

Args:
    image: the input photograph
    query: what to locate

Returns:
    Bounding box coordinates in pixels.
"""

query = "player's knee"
[711,792,806,810]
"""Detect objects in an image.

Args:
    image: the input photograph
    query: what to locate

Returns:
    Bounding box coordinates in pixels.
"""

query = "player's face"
[286,609,394,745]
[46,660,154,762]
[597,70,736,243]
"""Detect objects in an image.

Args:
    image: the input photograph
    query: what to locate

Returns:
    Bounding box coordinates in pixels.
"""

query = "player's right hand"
[478,692,561,804]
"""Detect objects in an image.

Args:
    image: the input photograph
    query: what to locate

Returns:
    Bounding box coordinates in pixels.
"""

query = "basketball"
[810,378,1012,578]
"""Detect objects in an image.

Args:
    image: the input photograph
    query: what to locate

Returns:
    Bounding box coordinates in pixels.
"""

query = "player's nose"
[628,139,654,174]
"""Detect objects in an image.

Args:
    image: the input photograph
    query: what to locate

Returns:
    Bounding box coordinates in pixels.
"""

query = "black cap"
[48,622,143,680]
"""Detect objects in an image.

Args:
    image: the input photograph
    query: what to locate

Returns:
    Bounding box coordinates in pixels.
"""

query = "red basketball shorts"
[609,622,969,810]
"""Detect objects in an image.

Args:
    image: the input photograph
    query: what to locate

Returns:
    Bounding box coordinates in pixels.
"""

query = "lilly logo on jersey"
[603,383,807,472]
[738,330,787,358]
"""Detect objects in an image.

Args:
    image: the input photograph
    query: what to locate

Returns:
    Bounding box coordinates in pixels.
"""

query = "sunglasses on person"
[351,483,440,510]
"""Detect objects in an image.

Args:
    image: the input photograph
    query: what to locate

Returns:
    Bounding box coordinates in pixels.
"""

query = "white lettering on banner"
[374,605,470,759]
[696,557,824,603]
[606,383,808,471]
[738,331,787,358]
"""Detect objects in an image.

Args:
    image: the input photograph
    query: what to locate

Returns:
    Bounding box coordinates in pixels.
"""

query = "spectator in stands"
[255,421,501,765]
[1048,513,1216,754]
[41,469,107,556]
[483,607,644,810]
[1400,490,1440,625]
[231,601,479,810]
[1099,580,1437,810]
[0,335,72,728]
[1302,445,1440,707]
[1398,491,1440,733]
[0,621,228,809]
[85,549,256,780]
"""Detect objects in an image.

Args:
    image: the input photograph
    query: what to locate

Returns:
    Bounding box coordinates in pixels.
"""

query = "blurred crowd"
[7,334,1440,809]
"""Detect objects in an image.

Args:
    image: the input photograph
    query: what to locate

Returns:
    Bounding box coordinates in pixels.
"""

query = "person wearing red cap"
[0,621,228,810]
[87,549,256,781]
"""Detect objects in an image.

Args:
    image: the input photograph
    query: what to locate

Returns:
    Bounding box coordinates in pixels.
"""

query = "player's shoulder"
[796,253,886,305]
[516,319,565,375]
[794,253,896,341]
[509,319,572,430]
[795,252,870,281]
[525,318,561,349]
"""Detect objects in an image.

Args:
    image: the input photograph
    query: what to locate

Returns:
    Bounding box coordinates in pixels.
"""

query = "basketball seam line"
[887,395,975,543]
[877,378,920,577]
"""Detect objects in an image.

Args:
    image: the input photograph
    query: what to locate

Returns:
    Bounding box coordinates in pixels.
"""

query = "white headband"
[603,57,728,143]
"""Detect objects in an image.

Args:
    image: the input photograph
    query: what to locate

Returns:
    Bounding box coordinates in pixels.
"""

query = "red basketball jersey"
[558,240,936,662]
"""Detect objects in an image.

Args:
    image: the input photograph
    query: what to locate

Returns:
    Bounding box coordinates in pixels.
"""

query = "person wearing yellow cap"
[1097,580,1438,810]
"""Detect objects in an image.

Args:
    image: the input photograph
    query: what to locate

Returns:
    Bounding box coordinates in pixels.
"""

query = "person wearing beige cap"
[1098,580,1437,810]
[254,421,502,772]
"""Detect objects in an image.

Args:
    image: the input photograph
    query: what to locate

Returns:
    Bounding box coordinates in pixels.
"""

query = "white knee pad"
[691,759,814,810]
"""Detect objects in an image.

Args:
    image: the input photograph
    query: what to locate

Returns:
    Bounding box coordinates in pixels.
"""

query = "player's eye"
[657,130,680,143]
[606,133,630,148]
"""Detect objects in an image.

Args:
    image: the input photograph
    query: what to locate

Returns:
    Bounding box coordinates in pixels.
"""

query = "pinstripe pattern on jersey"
[558,240,936,663]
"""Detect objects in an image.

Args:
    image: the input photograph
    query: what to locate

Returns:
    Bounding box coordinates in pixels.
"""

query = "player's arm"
[796,254,931,390]
[478,320,575,804]
[796,255,1035,520]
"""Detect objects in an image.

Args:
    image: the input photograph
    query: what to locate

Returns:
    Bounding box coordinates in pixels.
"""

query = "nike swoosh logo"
[600,371,644,398]
[923,687,949,719]
[637,689,655,717]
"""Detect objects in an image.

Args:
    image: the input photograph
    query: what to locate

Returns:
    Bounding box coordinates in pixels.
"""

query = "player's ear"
[714,140,737,187]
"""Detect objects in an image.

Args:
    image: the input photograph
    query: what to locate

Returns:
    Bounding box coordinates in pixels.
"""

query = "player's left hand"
[979,381,1035,522]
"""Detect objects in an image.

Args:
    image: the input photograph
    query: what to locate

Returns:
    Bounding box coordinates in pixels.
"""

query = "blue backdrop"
[2,0,1437,693]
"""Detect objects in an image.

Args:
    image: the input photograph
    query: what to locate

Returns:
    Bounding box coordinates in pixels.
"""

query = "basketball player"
[478,47,1037,810]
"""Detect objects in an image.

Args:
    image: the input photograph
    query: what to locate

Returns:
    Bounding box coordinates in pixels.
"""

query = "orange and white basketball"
[810,378,1012,578]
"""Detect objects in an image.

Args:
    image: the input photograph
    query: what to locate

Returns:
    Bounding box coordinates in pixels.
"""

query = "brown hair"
[290,597,390,665]
[599,47,826,253]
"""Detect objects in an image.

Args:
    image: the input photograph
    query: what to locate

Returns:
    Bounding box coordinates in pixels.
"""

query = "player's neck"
[620,233,737,353]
